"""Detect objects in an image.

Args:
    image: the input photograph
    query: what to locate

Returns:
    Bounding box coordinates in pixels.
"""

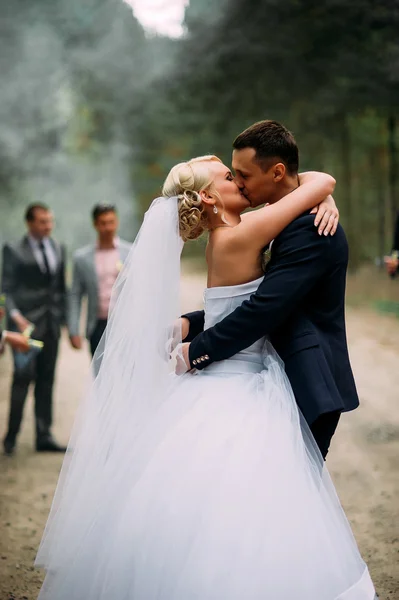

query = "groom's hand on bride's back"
[175,342,191,375]
[159,319,190,366]
[167,317,190,355]
[167,318,190,357]
[170,319,192,374]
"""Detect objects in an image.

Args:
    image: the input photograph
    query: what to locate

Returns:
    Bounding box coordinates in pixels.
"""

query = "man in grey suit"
[68,204,131,357]
[2,203,67,455]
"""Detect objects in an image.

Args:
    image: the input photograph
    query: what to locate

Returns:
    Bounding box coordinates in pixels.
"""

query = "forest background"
[1,0,398,278]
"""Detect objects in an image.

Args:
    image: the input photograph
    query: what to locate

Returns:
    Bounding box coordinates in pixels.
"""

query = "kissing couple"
[36,120,376,599]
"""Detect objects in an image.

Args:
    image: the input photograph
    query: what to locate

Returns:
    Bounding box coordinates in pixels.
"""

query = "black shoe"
[3,438,15,456]
[36,437,67,453]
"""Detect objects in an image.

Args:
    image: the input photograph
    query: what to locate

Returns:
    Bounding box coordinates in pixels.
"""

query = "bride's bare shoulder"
[240,208,265,222]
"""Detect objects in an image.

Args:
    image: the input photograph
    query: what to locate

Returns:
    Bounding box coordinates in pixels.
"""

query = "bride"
[36,155,375,599]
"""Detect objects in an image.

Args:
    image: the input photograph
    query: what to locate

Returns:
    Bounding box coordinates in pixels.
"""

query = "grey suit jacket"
[68,239,131,338]
[2,236,67,338]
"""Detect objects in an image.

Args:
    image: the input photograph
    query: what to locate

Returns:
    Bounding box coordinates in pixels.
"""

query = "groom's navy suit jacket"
[184,213,359,426]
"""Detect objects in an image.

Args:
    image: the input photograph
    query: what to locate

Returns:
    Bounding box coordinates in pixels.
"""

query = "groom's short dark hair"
[233,120,299,175]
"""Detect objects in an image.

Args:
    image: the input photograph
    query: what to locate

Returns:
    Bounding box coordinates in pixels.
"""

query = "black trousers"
[310,410,341,459]
[5,327,59,443]
[89,319,107,357]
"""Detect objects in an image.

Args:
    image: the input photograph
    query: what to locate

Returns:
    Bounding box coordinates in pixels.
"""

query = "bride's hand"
[311,194,339,236]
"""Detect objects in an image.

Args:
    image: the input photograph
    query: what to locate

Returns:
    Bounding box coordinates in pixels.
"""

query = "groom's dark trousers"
[183,214,359,459]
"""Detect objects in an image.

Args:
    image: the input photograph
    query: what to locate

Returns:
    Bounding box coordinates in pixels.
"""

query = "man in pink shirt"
[68,205,131,356]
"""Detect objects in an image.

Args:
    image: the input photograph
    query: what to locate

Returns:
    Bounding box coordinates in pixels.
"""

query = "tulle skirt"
[36,350,375,599]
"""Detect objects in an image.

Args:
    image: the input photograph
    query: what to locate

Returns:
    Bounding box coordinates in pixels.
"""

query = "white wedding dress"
[37,277,375,600]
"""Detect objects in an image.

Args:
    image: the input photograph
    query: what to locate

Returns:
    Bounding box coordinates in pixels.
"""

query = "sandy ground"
[0,273,398,599]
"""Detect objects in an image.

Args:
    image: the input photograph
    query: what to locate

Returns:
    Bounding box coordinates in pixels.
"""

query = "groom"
[180,120,359,459]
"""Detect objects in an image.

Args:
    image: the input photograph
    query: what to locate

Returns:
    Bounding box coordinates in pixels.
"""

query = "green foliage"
[375,300,399,317]
[0,0,170,247]
[131,0,399,267]
[1,0,399,268]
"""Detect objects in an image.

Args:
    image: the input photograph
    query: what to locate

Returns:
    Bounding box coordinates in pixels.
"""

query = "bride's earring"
[213,205,218,214]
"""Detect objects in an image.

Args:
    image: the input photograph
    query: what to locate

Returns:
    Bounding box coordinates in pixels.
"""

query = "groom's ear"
[272,162,286,183]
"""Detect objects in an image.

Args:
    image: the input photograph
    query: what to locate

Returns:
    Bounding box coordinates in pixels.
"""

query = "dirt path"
[0,274,398,599]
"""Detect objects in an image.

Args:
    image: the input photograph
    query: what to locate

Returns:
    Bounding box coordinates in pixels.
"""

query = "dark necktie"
[39,240,51,277]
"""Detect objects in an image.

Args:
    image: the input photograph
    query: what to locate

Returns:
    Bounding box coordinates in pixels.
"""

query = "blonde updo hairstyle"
[162,155,222,242]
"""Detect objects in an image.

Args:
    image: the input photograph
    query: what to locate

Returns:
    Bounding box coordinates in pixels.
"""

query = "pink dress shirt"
[95,238,120,320]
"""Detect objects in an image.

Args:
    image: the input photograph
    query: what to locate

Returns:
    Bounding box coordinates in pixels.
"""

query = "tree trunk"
[388,115,398,221]
[340,113,359,269]
[377,147,386,265]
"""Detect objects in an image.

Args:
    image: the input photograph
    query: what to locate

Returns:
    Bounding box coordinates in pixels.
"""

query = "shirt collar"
[28,234,49,248]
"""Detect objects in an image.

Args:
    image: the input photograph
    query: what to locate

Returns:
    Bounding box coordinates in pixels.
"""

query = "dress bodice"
[203,277,266,374]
